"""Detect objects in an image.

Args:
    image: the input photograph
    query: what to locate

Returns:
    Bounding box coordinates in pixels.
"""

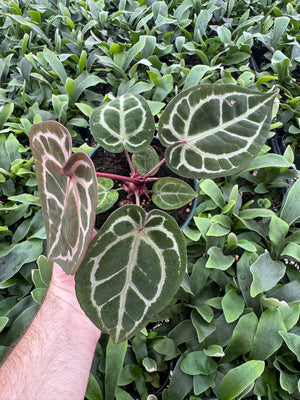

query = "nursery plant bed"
[91,144,197,229]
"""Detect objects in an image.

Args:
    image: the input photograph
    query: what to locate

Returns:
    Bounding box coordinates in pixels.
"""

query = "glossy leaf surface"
[75,205,187,343]
[158,84,277,178]
[29,121,97,274]
[90,94,155,153]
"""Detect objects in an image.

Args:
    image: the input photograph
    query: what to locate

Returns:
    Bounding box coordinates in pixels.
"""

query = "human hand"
[47,229,100,331]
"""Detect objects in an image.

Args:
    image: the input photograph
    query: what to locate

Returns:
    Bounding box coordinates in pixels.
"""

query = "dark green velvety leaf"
[29,121,97,274]
[158,84,278,178]
[90,94,155,153]
[75,205,187,343]
[152,177,197,210]
[131,145,159,176]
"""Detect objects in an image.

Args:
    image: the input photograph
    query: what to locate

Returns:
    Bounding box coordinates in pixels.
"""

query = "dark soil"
[91,142,196,229]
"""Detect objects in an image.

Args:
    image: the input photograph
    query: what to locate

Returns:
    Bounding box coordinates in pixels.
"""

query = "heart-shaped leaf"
[90,94,155,153]
[97,177,119,213]
[158,84,278,178]
[75,205,187,343]
[29,121,97,275]
[152,177,197,210]
[131,145,160,176]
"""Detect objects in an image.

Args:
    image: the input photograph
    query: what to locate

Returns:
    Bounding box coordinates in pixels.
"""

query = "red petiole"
[95,154,167,202]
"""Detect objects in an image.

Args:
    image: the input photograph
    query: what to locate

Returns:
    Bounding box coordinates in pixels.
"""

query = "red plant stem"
[96,172,161,183]
[124,150,134,174]
[135,192,140,206]
[142,157,166,179]
[96,172,139,184]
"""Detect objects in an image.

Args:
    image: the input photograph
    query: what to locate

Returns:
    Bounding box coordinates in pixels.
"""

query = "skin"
[0,260,101,400]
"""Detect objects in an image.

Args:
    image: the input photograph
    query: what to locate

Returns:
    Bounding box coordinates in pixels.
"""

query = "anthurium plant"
[29,84,277,344]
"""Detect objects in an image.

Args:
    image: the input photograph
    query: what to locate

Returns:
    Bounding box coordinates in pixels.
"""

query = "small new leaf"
[152,177,197,210]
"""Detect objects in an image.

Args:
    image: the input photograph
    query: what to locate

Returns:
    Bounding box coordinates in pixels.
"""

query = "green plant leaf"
[279,331,300,362]
[90,94,155,153]
[131,145,160,176]
[158,84,278,178]
[85,373,103,400]
[115,387,134,400]
[105,338,127,400]
[75,205,187,343]
[206,247,235,270]
[181,350,218,376]
[242,153,292,172]
[167,352,193,400]
[6,14,51,45]
[269,216,289,258]
[222,288,245,323]
[249,308,286,360]
[199,179,226,208]
[0,103,14,129]
[152,177,197,210]
[36,255,53,287]
[0,317,9,333]
[193,373,216,396]
[43,48,67,84]
[280,180,300,225]
[97,178,118,214]
[250,252,286,297]
[282,243,300,262]
[152,337,180,358]
[218,360,265,400]
[224,312,258,362]
[29,121,97,274]
[204,345,224,357]
[0,239,43,283]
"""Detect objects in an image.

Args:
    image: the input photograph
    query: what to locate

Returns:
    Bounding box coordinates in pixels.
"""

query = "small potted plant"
[29,84,277,345]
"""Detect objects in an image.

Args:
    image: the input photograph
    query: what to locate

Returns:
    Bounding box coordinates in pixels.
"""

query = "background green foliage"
[0,0,299,399]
